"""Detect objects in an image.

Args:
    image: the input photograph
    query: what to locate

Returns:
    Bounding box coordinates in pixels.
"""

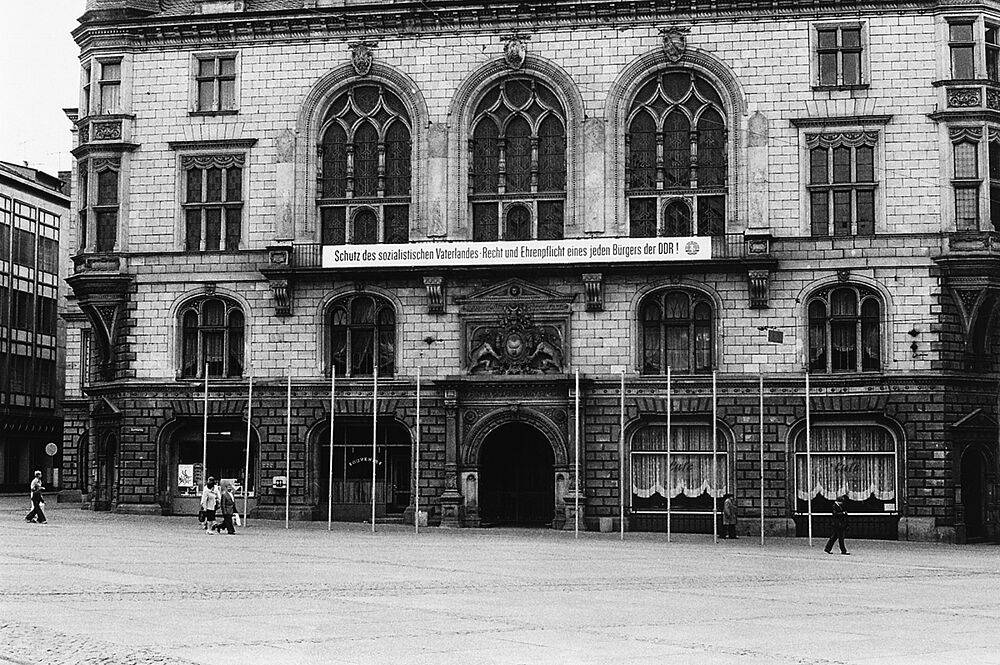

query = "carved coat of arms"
[468,306,564,375]
[350,41,375,76]
[503,36,527,70]
[660,26,690,63]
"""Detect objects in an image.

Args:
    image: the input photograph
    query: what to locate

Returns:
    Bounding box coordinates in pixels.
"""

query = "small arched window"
[470,77,566,241]
[318,84,411,245]
[179,297,245,378]
[329,294,395,377]
[640,290,713,374]
[807,285,881,373]
[626,71,727,238]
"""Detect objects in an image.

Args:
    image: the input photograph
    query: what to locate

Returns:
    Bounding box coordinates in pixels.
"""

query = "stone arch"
[605,47,748,236]
[314,286,404,377]
[630,279,726,374]
[168,286,254,378]
[448,55,586,238]
[296,63,428,240]
[464,406,568,469]
[796,274,895,371]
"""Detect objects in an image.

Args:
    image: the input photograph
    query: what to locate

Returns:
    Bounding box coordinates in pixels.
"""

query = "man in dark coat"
[24,471,47,524]
[824,495,850,555]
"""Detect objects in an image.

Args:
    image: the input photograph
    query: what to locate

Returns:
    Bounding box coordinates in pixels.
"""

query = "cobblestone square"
[1,499,998,665]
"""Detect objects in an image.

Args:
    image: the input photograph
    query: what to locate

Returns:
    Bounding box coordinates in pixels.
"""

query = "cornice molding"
[791,114,893,127]
[71,142,140,158]
[167,138,259,150]
[73,0,937,50]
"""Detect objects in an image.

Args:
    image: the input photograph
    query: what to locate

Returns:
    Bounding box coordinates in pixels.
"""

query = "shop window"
[174,422,257,497]
[640,289,713,374]
[328,293,395,377]
[795,424,897,514]
[319,84,411,245]
[470,77,566,241]
[178,297,245,378]
[320,418,412,515]
[807,285,882,373]
[626,71,727,237]
[631,423,728,513]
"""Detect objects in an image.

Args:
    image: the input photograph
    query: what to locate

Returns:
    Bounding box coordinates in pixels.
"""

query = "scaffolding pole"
[285,375,291,529]
[415,367,421,534]
[759,373,765,546]
[201,366,209,489]
[574,369,580,539]
[712,370,718,545]
[371,365,378,534]
[666,365,672,543]
[619,370,625,541]
[806,371,813,547]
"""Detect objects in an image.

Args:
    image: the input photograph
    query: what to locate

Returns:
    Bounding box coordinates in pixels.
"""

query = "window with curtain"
[179,297,245,379]
[807,285,881,373]
[631,423,728,513]
[329,294,395,377]
[182,154,244,251]
[98,60,121,114]
[94,164,119,252]
[318,84,411,245]
[626,70,727,237]
[640,289,713,375]
[470,77,566,241]
[795,424,896,513]
[807,131,877,237]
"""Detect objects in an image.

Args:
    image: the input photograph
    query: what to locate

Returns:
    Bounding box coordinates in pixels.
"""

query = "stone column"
[439,388,464,526]
[562,380,586,530]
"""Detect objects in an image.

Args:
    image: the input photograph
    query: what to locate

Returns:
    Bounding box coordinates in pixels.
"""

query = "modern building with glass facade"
[1,161,67,494]
[62,0,1000,542]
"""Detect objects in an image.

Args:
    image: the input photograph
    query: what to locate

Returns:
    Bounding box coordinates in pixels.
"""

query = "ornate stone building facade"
[63,0,1000,542]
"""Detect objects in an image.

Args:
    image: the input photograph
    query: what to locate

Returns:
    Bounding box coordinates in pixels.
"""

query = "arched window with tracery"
[470,77,567,241]
[179,297,245,378]
[640,289,713,374]
[318,84,411,245]
[329,294,395,377]
[807,285,881,373]
[626,71,727,238]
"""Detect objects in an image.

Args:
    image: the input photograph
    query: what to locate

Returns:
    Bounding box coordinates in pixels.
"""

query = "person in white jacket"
[200,477,220,532]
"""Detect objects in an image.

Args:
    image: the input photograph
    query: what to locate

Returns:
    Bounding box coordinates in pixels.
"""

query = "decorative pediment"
[951,408,998,431]
[457,278,575,309]
[90,397,122,419]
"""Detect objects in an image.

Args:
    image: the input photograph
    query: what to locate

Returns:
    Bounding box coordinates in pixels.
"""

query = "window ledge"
[932,78,1000,87]
[812,84,869,92]
[189,110,239,117]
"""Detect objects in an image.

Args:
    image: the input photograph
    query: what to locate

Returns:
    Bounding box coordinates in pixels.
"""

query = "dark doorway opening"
[478,423,555,527]
[961,446,987,541]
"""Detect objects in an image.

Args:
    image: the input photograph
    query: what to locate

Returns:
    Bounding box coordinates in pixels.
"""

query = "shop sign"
[322,236,711,269]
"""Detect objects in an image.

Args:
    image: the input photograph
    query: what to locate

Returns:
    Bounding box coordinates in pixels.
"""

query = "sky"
[0,1,87,176]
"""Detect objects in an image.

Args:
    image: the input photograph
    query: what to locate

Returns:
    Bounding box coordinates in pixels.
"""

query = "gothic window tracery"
[318,84,411,244]
[470,77,567,241]
[328,294,395,377]
[626,71,727,238]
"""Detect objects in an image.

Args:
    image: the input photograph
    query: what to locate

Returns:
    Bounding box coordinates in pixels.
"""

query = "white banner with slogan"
[322,236,711,269]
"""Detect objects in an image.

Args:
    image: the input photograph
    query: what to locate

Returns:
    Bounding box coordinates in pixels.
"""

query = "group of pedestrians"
[719,492,851,555]
[199,476,239,535]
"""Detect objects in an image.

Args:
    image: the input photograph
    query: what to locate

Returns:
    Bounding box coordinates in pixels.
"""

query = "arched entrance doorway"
[94,431,118,511]
[961,446,988,541]
[478,423,555,527]
[163,419,259,516]
[316,418,412,522]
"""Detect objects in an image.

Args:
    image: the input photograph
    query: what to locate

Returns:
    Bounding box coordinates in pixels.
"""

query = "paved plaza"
[0,498,998,665]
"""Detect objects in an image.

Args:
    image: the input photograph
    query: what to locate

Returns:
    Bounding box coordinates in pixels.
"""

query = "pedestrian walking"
[213,480,237,535]
[824,494,850,555]
[200,477,220,533]
[24,471,47,524]
[721,493,737,539]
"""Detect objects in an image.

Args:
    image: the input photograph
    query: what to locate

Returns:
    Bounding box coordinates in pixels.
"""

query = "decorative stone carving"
[65,272,134,381]
[502,35,527,70]
[468,306,564,375]
[805,131,878,148]
[423,275,445,314]
[349,41,376,76]
[837,269,851,282]
[582,273,604,311]
[948,87,982,108]
[949,126,983,142]
[270,279,291,317]
[987,89,1000,110]
[747,269,770,309]
[660,26,690,63]
[92,120,122,141]
[744,233,771,256]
